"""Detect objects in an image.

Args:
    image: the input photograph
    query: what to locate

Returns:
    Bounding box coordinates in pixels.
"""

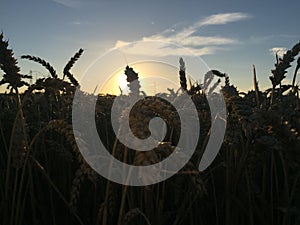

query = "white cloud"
[52,0,82,8]
[198,12,251,26]
[70,20,90,25]
[180,36,237,46]
[114,40,130,49]
[115,41,217,57]
[111,12,251,57]
[72,21,82,25]
[269,47,287,57]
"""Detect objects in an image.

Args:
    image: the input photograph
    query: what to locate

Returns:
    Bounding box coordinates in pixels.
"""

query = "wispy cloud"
[269,47,287,57]
[198,12,251,26]
[112,12,251,57]
[72,21,82,25]
[113,40,217,57]
[52,0,83,8]
[70,20,89,25]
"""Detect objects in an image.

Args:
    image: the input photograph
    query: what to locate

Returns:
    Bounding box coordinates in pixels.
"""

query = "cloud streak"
[112,12,251,57]
[52,0,83,8]
[198,12,251,26]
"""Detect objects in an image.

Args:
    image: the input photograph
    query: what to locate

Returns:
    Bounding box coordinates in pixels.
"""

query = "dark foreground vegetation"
[0,32,300,225]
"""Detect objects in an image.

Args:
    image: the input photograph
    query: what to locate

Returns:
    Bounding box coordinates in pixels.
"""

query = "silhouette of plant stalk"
[124,65,140,97]
[21,49,83,86]
[270,41,300,105]
[0,32,31,225]
[253,65,260,106]
[63,48,83,86]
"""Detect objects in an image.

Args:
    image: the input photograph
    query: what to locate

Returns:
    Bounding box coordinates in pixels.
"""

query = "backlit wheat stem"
[21,55,58,79]
[63,48,83,86]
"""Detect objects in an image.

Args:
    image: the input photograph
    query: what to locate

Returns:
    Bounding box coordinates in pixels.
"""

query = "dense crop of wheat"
[0,32,300,225]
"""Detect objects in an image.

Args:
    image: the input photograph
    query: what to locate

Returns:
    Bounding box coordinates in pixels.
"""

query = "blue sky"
[0,0,299,92]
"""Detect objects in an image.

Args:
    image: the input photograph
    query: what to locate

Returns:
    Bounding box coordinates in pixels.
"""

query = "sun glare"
[98,61,180,96]
[118,73,128,90]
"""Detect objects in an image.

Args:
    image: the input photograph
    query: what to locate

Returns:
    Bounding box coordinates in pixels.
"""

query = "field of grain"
[0,32,300,225]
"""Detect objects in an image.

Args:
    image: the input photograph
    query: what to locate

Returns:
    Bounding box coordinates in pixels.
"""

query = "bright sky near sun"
[0,0,299,93]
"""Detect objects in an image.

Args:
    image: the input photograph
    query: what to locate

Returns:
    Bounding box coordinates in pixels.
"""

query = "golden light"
[118,73,128,90]
[98,69,128,95]
[98,61,180,96]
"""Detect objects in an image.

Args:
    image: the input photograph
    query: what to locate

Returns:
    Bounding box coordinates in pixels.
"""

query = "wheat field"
[0,32,300,225]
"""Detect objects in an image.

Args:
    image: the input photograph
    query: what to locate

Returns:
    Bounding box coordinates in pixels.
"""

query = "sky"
[0,0,299,93]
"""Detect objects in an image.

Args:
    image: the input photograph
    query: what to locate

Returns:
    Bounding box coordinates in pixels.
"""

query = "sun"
[118,73,128,90]
[98,61,180,96]
[98,71,129,95]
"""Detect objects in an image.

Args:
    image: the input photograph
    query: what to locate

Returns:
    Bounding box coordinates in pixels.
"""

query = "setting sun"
[118,73,128,90]
[98,61,180,96]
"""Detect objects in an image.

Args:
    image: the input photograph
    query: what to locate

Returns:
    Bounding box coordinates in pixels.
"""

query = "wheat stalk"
[63,48,83,86]
[292,57,300,89]
[123,208,151,225]
[21,55,58,78]
[124,66,140,97]
[253,65,260,106]
[270,41,300,87]
[179,57,187,91]
[0,33,31,90]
